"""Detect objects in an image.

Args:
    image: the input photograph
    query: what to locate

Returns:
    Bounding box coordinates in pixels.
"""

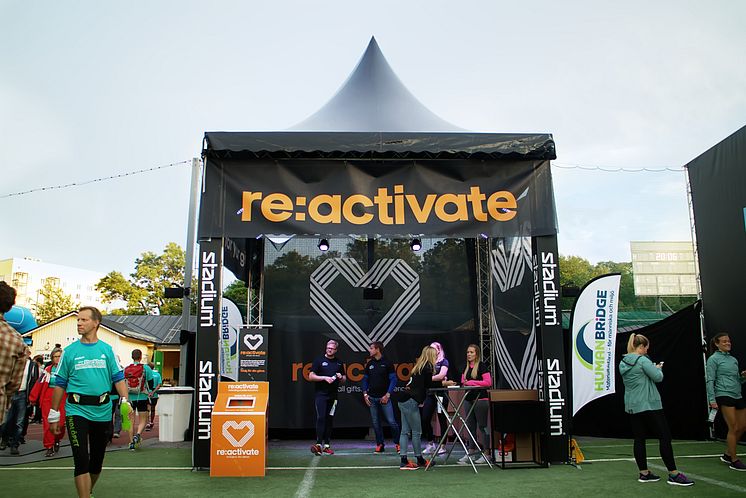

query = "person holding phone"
[619,333,693,486]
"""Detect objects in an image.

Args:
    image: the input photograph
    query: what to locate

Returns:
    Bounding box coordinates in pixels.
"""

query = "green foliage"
[33,280,78,324]
[96,242,187,315]
[559,255,696,312]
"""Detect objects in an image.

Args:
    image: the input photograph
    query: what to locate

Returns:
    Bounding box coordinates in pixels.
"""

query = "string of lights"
[1,159,686,200]
[552,162,685,173]
[0,160,192,199]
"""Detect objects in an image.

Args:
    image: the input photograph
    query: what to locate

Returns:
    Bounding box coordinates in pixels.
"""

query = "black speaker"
[363,287,384,300]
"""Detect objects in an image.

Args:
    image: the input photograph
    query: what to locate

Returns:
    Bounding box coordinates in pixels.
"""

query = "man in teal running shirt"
[49,306,130,498]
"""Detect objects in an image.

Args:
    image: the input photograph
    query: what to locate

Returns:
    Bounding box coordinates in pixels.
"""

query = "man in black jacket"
[362,341,400,454]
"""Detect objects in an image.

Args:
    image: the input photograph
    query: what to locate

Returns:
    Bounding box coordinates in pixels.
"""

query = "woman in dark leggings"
[619,333,693,486]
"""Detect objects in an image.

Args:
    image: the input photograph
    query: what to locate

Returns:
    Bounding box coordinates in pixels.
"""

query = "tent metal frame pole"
[179,157,201,387]
[247,238,265,326]
[476,237,495,382]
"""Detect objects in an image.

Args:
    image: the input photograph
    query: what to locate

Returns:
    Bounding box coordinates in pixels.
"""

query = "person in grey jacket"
[619,333,693,486]
[706,333,746,471]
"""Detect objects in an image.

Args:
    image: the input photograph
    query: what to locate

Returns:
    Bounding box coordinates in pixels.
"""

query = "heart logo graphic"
[243,334,264,351]
[222,420,255,447]
[310,258,420,352]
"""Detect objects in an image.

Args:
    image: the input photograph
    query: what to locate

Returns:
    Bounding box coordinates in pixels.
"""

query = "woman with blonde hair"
[620,333,693,486]
[706,332,746,471]
[397,345,443,470]
[422,341,449,455]
[457,344,492,464]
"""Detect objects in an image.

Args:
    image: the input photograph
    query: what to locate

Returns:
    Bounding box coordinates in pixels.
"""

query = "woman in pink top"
[458,344,492,464]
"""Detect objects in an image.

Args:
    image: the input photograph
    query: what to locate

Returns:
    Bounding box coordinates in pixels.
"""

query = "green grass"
[2,439,745,497]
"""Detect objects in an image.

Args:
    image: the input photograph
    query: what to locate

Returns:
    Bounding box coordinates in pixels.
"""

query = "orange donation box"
[210,381,269,477]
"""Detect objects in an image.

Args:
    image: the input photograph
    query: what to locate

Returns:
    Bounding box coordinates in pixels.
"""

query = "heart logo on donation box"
[222,420,255,447]
[310,258,420,352]
[243,334,264,351]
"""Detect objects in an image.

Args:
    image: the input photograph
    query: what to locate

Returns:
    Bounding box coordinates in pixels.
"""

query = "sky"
[1,0,745,276]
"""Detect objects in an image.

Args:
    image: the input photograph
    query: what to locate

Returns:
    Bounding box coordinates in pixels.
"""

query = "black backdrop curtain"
[571,301,707,440]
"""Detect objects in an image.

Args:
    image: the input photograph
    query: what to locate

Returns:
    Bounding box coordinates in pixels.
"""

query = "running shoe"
[374,444,385,454]
[667,472,694,486]
[310,444,322,455]
[638,472,660,482]
[112,433,120,439]
[399,460,419,470]
[457,454,472,464]
[53,442,60,454]
[44,448,55,457]
[322,445,334,455]
[720,453,732,464]
[474,454,488,464]
[423,458,436,468]
[129,442,136,451]
[729,459,746,471]
[133,434,142,449]
[145,423,153,432]
[423,442,435,454]
[395,444,400,454]
[436,446,447,455]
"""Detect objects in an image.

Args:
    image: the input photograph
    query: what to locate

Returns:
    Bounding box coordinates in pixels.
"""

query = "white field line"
[649,463,746,494]
[585,453,742,463]
[293,457,320,498]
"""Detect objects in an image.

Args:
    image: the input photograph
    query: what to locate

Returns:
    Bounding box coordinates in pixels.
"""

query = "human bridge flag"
[570,273,621,415]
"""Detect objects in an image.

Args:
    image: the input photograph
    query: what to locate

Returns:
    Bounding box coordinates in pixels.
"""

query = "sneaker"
[53,442,60,454]
[399,461,419,470]
[638,472,661,483]
[667,472,694,486]
[133,434,142,449]
[145,424,152,432]
[44,448,55,457]
[374,444,385,454]
[474,454,488,464]
[112,433,120,439]
[436,446,447,455]
[395,444,400,454]
[129,442,136,451]
[310,444,322,455]
[423,442,435,454]
[457,454,472,464]
[10,446,19,456]
[322,445,334,455]
[720,453,732,464]
[0,440,7,450]
[729,459,746,471]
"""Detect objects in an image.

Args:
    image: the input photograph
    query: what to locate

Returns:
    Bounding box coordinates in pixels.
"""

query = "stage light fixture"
[410,238,422,251]
[318,239,330,252]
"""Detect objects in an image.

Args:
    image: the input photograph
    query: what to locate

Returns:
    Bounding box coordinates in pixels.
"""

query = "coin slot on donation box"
[227,396,256,409]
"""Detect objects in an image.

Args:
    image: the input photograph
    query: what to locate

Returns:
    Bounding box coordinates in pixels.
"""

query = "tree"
[33,280,78,324]
[96,242,187,315]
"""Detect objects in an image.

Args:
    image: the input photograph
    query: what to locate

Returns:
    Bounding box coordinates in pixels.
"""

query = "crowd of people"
[2,277,746,493]
[0,282,163,498]
[308,339,494,470]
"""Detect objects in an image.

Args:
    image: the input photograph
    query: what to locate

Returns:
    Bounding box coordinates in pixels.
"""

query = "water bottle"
[121,401,132,431]
[708,407,718,423]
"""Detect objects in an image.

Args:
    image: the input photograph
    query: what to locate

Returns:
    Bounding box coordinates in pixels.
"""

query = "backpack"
[124,363,146,396]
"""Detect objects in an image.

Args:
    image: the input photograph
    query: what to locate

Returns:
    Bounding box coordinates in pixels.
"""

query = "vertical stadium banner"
[238,327,269,381]
[219,298,243,382]
[193,238,223,469]
[570,273,621,415]
[531,235,569,463]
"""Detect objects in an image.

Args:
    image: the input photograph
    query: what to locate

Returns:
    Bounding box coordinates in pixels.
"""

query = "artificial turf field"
[2,438,745,497]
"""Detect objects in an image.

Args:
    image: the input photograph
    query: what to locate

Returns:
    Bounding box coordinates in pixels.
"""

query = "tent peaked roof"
[290,37,462,132]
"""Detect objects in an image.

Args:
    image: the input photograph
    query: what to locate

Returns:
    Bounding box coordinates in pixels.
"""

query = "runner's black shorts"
[65,415,113,476]
[716,396,746,409]
[130,399,149,412]
[148,397,158,408]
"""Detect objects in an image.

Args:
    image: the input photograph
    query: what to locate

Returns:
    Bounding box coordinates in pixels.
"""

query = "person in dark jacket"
[397,345,443,470]
[619,333,693,486]
[706,333,746,471]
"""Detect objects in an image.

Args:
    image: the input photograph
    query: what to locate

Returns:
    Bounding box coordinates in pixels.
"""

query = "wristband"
[121,397,128,404]
[48,408,60,423]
